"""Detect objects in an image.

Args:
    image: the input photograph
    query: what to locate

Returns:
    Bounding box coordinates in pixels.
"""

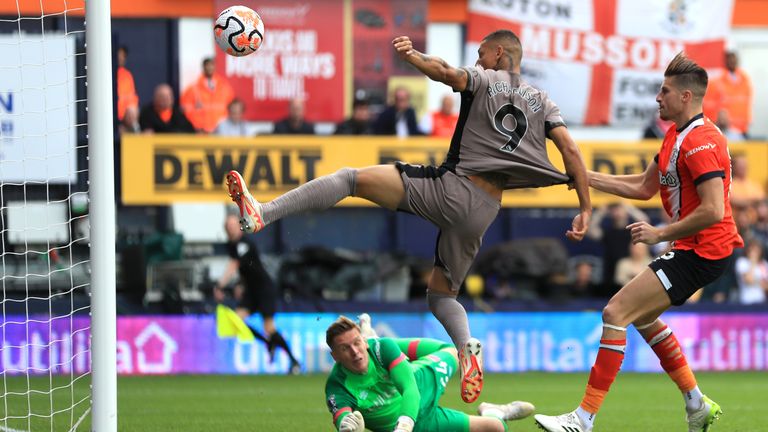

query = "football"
[213,5,265,57]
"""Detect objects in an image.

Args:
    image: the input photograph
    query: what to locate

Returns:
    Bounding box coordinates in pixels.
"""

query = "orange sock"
[580,339,625,414]
[645,325,697,392]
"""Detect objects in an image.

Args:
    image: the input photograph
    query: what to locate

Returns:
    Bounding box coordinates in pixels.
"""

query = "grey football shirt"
[442,66,570,189]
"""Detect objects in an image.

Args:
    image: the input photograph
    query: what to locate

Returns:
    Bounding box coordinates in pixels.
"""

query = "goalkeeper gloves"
[339,410,365,432]
[393,416,415,432]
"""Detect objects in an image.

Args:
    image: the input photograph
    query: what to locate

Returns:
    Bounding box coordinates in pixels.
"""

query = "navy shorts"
[648,249,732,306]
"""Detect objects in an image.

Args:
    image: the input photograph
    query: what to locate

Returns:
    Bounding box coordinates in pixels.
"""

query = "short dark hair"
[202,57,214,67]
[483,30,523,67]
[664,52,708,101]
[326,316,359,349]
[352,98,369,109]
[228,98,244,110]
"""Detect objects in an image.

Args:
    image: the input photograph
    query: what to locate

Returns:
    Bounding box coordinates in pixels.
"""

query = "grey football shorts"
[395,162,501,293]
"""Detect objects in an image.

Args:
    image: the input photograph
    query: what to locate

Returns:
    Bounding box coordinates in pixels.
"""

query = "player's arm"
[216,258,239,289]
[393,338,452,361]
[326,379,364,432]
[392,36,468,92]
[629,177,724,245]
[380,339,420,431]
[588,159,660,200]
[549,126,592,241]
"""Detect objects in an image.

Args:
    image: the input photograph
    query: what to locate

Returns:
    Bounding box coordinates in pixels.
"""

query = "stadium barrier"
[121,135,768,208]
[2,312,766,375]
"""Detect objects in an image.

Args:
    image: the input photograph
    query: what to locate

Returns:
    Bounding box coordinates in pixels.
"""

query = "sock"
[575,406,595,430]
[579,337,625,415]
[426,291,471,348]
[262,168,356,224]
[393,338,453,361]
[478,406,508,431]
[269,332,299,365]
[644,325,700,410]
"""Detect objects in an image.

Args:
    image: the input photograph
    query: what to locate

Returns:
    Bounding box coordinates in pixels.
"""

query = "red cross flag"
[466,0,734,126]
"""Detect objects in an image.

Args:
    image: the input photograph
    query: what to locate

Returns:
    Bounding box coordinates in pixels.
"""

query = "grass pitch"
[2,372,766,431]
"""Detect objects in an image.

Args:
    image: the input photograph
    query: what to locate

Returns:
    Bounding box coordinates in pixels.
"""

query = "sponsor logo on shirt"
[659,172,678,186]
[685,142,716,158]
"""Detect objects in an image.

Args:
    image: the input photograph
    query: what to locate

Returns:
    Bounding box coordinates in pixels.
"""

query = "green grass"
[2,372,767,431]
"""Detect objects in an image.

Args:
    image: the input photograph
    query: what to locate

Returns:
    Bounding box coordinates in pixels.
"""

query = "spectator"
[373,86,424,137]
[730,154,765,210]
[116,45,139,122]
[710,49,753,138]
[587,201,649,298]
[714,109,745,142]
[273,98,315,134]
[214,99,253,136]
[566,260,600,298]
[334,97,373,135]
[421,93,459,137]
[754,200,768,251]
[139,84,195,134]
[119,105,141,136]
[642,113,674,139]
[734,241,768,304]
[614,242,652,286]
[180,58,234,133]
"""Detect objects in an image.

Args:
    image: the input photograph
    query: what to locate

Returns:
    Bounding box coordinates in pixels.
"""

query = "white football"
[214,5,265,57]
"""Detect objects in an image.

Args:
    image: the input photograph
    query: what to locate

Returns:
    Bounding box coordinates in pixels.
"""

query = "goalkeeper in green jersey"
[324,316,534,432]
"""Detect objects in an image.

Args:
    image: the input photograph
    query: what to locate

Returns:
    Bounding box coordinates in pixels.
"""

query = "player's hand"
[393,416,415,432]
[392,36,416,61]
[627,221,663,245]
[339,410,365,432]
[566,210,590,242]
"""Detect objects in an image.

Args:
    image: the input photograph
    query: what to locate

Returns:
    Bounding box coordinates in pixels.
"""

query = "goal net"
[0,1,115,431]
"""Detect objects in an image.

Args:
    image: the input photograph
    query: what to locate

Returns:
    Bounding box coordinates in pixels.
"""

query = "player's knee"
[601,303,627,327]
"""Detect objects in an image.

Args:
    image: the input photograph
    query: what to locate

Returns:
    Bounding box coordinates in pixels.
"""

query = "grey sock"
[427,291,471,348]
[262,168,357,225]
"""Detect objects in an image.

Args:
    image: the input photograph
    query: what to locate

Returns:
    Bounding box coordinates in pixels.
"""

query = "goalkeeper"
[325,316,534,432]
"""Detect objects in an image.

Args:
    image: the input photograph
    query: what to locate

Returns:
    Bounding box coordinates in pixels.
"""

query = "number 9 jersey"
[443,66,570,190]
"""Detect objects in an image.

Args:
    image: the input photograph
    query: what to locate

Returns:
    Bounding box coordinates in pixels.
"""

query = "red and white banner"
[466,0,734,126]
[215,1,346,122]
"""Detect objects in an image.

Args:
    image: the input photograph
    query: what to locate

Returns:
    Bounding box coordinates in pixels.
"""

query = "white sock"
[481,407,505,420]
[575,406,595,429]
[684,386,704,411]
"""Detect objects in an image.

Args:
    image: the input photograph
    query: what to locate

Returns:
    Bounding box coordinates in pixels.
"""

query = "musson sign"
[121,135,768,207]
[466,0,734,125]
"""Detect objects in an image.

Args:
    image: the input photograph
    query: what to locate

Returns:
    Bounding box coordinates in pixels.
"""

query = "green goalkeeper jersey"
[325,337,442,432]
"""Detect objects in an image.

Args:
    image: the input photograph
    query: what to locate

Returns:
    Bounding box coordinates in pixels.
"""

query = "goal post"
[86,0,117,430]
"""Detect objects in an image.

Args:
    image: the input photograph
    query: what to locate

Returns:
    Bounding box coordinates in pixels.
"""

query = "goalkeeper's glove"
[393,416,415,432]
[339,410,365,432]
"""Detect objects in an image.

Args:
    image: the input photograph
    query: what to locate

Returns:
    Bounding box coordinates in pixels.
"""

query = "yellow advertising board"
[121,134,768,208]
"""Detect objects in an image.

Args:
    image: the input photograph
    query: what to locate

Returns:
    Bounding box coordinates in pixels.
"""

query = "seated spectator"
[334,97,373,135]
[180,57,234,133]
[119,105,141,136]
[614,242,652,286]
[735,241,768,304]
[715,110,745,142]
[568,260,600,298]
[420,93,459,137]
[373,86,423,137]
[214,99,253,136]
[139,84,195,133]
[642,113,674,139]
[730,154,765,210]
[587,201,649,298]
[273,98,315,134]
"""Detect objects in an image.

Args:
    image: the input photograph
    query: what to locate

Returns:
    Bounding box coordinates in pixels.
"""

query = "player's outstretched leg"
[478,401,535,421]
[686,395,722,432]
[226,170,264,233]
[459,337,483,403]
[226,167,357,233]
